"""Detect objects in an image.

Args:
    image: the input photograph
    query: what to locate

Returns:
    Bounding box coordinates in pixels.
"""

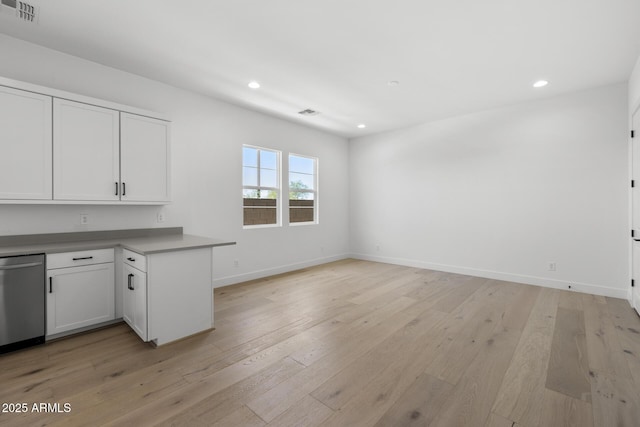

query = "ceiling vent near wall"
[1,0,38,23]
[298,109,320,116]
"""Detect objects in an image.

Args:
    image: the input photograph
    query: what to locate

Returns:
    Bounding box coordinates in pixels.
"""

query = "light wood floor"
[1,259,639,426]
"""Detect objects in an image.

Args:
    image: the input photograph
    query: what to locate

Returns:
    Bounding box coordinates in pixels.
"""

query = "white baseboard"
[212,253,350,288]
[350,253,629,299]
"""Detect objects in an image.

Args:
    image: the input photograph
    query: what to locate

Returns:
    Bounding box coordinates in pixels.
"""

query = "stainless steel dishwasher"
[0,254,45,354]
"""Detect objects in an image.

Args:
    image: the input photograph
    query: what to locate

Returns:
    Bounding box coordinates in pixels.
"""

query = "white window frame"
[288,153,318,226]
[242,145,281,228]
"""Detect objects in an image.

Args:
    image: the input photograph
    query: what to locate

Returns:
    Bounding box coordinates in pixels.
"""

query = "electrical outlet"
[375,244,380,251]
[234,259,239,267]
[157,212,166,223]
[548,262,556,271]
[80,213,89,225]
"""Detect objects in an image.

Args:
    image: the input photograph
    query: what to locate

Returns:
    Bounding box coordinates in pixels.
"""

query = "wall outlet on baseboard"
[375,244,380,251]
[234,259,239,268]
[80,213,89,225]
[548,262,556,271]
[157,212,166,223]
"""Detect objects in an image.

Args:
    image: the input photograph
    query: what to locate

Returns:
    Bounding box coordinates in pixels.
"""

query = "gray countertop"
[0,228,235,257]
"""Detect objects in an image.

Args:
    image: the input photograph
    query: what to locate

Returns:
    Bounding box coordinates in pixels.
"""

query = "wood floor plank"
[582,294,632,379]
[266,394,333,427]
[210,405,265,427]
[287,296,418,367]
[545,307,591,402]
[373,373,454,427]
[484,412,517,427]
[244,306,418,422]
[536,389,593,427]
[558,290,585,310]
[317,322,455,427]
[310,308,447,410]
[428,326,521,427]
[590,369,640,427]
[0,260,636,426]
[605,297,640,387]
[424,280,528,385]
[158,357,305,426]
[491,287,559,426]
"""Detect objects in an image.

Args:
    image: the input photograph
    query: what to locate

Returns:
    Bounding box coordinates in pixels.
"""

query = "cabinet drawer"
[47,248,114,269]
[123,249,146,272]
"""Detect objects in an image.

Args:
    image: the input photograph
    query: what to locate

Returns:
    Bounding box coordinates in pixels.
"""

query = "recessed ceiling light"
[387,80,400,86]
[248,81,260,89]
[357,124,366,129]
[533,80,548,88]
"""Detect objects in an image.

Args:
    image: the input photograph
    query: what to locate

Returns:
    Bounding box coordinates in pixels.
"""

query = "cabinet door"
[121,113,171,203]
[46,263,115,336]
[0,86,52,200]
[53,99,120,201]
[123,264,148,341]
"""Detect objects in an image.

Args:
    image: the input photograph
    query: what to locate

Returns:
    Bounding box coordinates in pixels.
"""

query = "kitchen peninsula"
[0,227,235,349]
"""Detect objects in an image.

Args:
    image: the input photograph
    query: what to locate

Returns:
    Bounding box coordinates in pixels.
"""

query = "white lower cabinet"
[46,249,115,336]
[123,262,148,341]
[121,247,213,345]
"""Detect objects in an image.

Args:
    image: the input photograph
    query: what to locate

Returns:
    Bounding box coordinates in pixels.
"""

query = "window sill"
[243,223,281,230]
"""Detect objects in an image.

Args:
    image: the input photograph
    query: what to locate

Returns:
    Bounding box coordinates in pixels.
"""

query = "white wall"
[0,34,350,286]
[349,84,629,298]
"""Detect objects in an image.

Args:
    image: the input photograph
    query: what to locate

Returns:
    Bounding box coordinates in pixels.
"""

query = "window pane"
[261,150,277,170]
[243,166,258,186]
[289,191,314,201]
[244,207,277,225]
[243,188,259,198]
[289,173,314,189]
[242,145,281,227]
[258,190,278,199]
[290,155,314,174]
[290,206,314,223]
[243,147,258,167]
[260,168,277,188]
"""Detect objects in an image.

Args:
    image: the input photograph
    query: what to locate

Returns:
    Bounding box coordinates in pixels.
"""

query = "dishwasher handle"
[0,262,43,270]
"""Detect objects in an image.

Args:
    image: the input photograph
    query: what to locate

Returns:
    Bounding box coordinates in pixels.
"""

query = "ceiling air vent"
[1,0,38,23]
[298,109,320,116]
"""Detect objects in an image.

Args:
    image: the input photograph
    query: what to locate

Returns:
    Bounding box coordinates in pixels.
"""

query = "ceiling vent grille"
[298,109,320,116]
[1,0,38,23]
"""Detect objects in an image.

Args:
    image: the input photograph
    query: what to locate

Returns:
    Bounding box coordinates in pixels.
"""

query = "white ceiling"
[1,0,640,138]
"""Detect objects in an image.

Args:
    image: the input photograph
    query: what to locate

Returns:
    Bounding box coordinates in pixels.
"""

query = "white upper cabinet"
[121,113,171,203]
[53,99,120,201]
[0,77,170,205]
[0,86,52,200]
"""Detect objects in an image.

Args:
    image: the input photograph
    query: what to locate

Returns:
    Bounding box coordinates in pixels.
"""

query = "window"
[243,146,280,226]
[289,154,317,224]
